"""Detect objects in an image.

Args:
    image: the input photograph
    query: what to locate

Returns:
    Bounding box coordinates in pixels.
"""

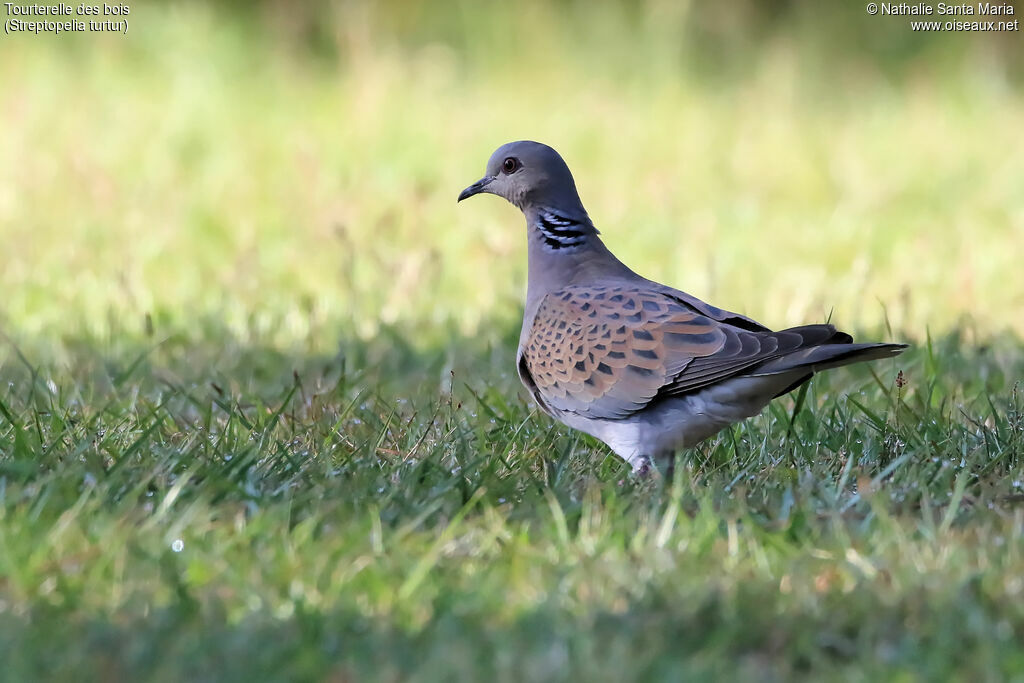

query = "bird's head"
[458,140,583,212]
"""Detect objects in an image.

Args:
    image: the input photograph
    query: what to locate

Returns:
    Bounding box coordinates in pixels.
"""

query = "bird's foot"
[630,455,657,479]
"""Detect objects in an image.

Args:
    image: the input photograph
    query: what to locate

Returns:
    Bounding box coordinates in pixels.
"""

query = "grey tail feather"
[752,341,908,377]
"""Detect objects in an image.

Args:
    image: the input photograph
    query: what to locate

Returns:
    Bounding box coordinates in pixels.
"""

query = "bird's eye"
[502,157,520,174]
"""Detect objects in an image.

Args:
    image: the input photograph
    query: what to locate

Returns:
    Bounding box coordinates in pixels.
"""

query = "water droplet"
[171,539,184,552]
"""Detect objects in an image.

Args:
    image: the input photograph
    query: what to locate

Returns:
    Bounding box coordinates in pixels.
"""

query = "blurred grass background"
[1,0,1022,351]
[2,2,1024,680]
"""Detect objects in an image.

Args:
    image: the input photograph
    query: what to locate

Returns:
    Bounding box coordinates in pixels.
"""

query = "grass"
[1,327,1023,681]
[2,1,1024,680]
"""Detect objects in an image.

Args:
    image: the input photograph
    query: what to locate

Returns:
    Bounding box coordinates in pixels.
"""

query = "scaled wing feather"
[520,285,847,420]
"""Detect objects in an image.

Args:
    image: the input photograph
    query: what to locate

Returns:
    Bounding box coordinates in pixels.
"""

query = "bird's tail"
[752,326,907,377]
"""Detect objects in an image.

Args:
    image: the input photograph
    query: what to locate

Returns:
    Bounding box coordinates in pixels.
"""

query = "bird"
[458,141,906,476]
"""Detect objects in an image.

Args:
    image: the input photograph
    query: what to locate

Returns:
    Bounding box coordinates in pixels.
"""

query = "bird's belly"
[557,373,798,463]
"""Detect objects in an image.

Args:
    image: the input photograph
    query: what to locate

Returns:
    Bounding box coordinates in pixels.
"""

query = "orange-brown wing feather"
[521,286,729,419]
[520,286,846,420]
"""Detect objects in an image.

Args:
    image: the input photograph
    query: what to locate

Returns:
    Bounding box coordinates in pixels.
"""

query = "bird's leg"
[664,453,677,483]
[629,454,655,478]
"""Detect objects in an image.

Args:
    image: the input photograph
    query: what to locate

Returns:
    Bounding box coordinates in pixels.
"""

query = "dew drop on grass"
[171,539,184,552]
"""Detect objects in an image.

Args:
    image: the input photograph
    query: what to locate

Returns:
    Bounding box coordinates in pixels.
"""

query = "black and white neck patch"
[535,210,589,250]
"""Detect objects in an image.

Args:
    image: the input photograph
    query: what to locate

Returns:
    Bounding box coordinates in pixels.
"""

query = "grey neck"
[526,206,598,252]
[523,206,635,308]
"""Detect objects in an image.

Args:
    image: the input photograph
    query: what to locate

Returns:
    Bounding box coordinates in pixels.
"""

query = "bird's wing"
[519,285,844,420]
[650,282,772,332]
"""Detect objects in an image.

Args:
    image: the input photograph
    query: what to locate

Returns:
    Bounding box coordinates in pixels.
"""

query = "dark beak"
[457,176,495,202]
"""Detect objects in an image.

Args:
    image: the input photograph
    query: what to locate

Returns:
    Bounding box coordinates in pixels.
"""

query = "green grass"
[2,1,1024,680]
[1,327,1023,681]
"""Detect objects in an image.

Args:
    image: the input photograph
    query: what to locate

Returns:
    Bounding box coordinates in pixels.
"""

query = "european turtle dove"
[458,141,906,476]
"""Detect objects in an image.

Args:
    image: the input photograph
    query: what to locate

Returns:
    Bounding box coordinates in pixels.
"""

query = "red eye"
[502,157,520,174]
